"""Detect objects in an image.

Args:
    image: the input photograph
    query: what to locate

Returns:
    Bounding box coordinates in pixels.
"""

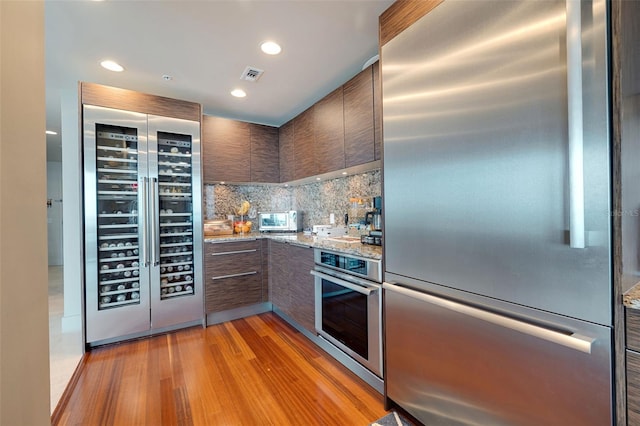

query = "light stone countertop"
[624,282,640,310]
[204,232,382,260]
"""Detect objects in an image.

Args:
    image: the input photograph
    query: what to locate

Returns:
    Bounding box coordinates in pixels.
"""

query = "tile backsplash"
[204,169,381,230]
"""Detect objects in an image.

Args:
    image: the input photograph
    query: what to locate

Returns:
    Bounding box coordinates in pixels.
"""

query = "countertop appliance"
[311,248,383,377]
[365,196,383,231]
[361,230,382,246]
[364,211,382,231]
[363,196,383,246]
[382,1,612,425]
[83,105,203,346]
[258,210,301,232]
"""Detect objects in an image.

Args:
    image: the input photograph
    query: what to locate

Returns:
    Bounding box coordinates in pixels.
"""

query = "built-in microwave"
[258,210,302,232]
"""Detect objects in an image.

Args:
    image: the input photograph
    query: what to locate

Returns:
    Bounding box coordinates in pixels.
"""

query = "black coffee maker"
[362,196,382,246]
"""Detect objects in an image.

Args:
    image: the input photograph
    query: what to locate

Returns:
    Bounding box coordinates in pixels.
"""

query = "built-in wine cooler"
[83,105,203,346]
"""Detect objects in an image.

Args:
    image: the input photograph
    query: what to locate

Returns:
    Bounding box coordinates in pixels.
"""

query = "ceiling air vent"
[240,66,264,82]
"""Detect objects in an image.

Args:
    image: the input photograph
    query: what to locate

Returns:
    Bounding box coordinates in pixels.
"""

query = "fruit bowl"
[234,220,252,234]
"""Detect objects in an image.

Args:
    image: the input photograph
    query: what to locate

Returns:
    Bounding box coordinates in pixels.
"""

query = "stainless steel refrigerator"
[381,0,612,424]
[83,105,203,346]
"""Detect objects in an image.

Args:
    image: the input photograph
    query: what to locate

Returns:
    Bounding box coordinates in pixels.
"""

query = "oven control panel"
[314,249,381,283]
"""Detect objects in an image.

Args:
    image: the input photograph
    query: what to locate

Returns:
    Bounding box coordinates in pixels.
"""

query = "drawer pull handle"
[210,249,257,256]
[383,282,595,354]
[211,271,258,280]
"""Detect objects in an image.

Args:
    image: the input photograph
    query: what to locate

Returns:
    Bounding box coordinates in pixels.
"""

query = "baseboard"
[206,302,272,326]
[61,313,81,333]
[50,352,88,426]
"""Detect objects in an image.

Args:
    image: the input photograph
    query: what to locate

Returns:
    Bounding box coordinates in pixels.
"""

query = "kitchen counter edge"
[624,282,640,310]
[204,233,382,260]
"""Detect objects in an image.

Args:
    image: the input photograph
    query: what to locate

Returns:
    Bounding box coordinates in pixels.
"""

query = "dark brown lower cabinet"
[627,349,640,424]
[205,240,263,313]
[269,241,316,334]
[261,239,270,302]
[627,308,640,423]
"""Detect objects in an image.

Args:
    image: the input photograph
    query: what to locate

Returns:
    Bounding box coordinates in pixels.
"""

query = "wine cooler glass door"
[148,115,203,330]
[84,105,151,344]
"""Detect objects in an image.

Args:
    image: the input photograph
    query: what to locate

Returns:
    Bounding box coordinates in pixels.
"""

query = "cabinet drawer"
[627,308,640,352]
[205,273,262,313]
[206,251,261,278]
[205,240,260,255]
[628,349,640,424]
[205,240,261,277]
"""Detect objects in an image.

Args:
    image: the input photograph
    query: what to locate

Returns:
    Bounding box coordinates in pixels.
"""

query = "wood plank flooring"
[54,312,388,425]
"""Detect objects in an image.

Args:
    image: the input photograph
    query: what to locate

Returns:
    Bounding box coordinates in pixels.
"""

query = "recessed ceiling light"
[231,89,246,98]
[100,60,124,72]
[45,130,58,135]
[260,41,282,55]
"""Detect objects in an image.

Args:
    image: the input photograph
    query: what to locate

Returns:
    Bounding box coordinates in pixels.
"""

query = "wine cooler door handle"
[141,177,150,267]
[151,177,160,266]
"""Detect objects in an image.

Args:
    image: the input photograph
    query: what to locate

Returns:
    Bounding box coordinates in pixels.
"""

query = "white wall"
[0,0,51,423]
[47,161,63,265]
[61,87,83,329]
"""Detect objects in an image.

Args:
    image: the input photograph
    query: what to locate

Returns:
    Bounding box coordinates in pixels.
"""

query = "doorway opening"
[47,146,82,412]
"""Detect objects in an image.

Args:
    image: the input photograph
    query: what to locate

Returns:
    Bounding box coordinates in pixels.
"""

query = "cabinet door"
[204,240,261,313]
[250,124,279,183]
[314,87,345,173]
[628,349,640,425]
[344,66,375,168]
[372,61,382,161]
[627,308,640,352]
[287,244,315,334]
[205,273,262,313]
[294,107,317,180]
[269,241,290,312]
[279,120,295,183]
[202,115,250,183]
[261,239,270,302]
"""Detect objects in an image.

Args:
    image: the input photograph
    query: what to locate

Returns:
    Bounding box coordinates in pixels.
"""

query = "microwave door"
[261,216,275,227]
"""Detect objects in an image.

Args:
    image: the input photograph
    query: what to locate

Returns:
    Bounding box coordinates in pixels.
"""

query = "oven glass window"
[321,278,368,359]
[320,252,367,276]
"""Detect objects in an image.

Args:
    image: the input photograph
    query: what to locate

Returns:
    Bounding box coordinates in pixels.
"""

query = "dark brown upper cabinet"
[202,115,250,183]
[293,107,317,180]
[279,120,295,183]
[314,87,345,174]
[203,62,381,185]
[80,82,202,122]
[203,115,279,183]
[373,61,382,161]
[344,65,375,168]
[250,124,279,183]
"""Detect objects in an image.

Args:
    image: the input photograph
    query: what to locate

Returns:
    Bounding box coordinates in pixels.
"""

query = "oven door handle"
[311,270,378,296]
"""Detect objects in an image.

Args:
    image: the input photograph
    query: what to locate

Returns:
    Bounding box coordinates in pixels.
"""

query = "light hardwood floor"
[53,312,389,425]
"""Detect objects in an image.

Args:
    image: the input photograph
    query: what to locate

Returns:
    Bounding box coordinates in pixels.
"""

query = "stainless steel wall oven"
[311,249,382,377]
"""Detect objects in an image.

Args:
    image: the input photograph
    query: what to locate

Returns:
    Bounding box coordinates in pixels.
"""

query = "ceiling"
[45,0,394,162]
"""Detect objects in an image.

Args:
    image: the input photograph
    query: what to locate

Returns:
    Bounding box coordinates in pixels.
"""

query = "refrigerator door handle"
[141,177,150,267]
[150,177,160,266]
[383,282,595,354]
[566,0,585,249]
